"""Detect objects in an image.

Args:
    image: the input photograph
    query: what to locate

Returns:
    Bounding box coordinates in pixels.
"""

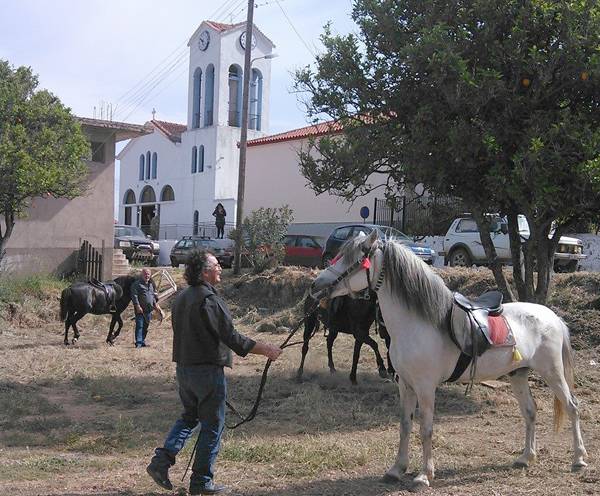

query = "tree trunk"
[0,210,15,266]
[473,212,515,302]
[533,224,561,304]
[507,210,527,301]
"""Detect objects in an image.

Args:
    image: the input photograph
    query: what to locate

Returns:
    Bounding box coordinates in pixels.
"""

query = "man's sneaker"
[146,463,173,491]
[189,481,227,495]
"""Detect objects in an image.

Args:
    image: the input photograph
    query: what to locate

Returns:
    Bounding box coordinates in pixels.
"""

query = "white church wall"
[118,130,182,227]
[245,139,383,225]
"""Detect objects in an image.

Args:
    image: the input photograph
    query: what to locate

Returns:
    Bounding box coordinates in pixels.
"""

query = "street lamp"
[233,50,279,274]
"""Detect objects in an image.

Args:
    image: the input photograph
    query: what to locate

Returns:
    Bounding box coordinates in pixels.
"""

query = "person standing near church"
[212,203,226,239]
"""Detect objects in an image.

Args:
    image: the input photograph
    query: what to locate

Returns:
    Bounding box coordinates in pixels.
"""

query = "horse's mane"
[339,236,453,329]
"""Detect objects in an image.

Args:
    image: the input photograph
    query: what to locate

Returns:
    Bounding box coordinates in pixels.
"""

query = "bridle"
[310,239,386,301]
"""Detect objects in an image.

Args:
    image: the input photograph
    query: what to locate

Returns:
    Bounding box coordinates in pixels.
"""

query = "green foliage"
[230,206,294,273]
[295,0,600,302]
[0,59,90,260]
[0,274,67,304]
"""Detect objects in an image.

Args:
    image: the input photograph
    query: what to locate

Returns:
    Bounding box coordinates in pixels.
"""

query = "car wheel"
[171,258,179,268]
[555,260,578,273]
[449,248,472,267]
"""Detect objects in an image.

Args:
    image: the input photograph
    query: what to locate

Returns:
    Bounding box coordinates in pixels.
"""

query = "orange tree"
[295,0,600,303]
[0,60,89,264]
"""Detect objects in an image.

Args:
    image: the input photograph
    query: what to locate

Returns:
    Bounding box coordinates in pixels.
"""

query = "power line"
[274,0,317,57]
[111,0,246,121]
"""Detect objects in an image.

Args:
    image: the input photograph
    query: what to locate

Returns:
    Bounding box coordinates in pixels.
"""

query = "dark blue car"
[321,223,437,268]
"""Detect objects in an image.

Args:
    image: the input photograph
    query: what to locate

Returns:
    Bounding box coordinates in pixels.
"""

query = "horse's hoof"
[410,474,430,492]
[106,340,114,346]
[378,368,388,379]
[381,473,400,484]
[63,341,69,346]
[71,338,78,345]
[350,377,358,385]
[329,368,337,375]
[572,461,587,472]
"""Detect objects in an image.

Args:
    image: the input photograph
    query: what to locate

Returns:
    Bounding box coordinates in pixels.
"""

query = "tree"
[295,0,600,303]
[0,60,90,264]
[229,206,294,273]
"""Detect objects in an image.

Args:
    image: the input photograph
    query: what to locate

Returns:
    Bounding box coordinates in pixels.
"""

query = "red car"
[283,235,324,267]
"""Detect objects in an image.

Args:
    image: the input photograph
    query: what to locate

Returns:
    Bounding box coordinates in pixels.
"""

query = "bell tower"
[181,20,275,225]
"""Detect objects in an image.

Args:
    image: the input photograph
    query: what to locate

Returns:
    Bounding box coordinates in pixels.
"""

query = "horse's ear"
[367,229,379,246]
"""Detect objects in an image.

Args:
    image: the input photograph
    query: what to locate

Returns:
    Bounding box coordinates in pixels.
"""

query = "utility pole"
[233,0,255,274]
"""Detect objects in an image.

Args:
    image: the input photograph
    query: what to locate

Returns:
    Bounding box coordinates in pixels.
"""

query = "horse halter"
[311,240,385,300]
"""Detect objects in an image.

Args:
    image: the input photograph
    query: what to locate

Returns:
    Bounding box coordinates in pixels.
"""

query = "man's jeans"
[156,364,226,487]
[134,311,152,347]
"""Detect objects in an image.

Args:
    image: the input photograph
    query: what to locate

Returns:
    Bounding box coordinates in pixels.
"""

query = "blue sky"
[0,0,356,133]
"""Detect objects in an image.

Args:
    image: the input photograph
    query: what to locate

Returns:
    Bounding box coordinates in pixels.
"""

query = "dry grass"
[0,266,599,495]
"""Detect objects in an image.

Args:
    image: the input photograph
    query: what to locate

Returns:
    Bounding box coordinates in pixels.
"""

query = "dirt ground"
[0,266,599,496]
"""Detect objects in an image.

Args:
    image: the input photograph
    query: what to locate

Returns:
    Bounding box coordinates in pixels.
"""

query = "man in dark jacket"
[146,249,281,495]
[131,268,163,348]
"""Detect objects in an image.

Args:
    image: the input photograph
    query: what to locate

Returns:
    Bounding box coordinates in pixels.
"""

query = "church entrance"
[141,205,155,235]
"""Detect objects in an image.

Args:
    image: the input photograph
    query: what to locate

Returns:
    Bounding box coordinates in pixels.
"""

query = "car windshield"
[377,226,412,242]
[115,226,146,237]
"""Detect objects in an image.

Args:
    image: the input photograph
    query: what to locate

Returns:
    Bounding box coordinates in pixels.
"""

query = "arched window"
[123,189,136,204]
[192,67,202,128]
[193,210,199,235]
[191,146,197,173]
[249,68,263,131]
[139,155,145,180]
[140,186,156,203]
[146,151,151,180]
[160,185,175,202]
[204,64,215,126]
[151,152,158,179]
[123,189,136,226]
[228,64,242,127]
[198,145,204,172]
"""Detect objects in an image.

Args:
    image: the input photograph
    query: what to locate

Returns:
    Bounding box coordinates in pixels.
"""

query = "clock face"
[198,30,210,51]
[239,31,257,50]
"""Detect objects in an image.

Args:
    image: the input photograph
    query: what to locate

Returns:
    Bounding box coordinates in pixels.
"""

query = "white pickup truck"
[442,215,586,272]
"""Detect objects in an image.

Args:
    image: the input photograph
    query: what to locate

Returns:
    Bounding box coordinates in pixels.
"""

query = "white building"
[118,21,385,242]
[117,20,274,239]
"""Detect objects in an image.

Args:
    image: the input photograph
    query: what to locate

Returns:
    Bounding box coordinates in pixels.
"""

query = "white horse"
[310,230,587,489]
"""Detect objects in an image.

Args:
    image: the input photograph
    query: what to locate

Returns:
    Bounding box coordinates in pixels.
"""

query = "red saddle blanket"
[488,315,515,346]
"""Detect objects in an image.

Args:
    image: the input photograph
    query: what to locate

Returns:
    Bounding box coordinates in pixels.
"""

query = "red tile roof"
[205,21,235,32]
[151,119,187,143]
[247,120,343,147]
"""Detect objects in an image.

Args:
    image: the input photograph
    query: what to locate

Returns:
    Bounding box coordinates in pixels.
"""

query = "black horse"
[59,275,137,345]
[296,291,393,384]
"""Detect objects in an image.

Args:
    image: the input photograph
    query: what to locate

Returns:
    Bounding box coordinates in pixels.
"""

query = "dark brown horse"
[59,275,136,345]
[296,291,393,384]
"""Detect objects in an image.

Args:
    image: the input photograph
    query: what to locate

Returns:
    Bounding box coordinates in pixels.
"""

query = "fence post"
[373,198,377,224]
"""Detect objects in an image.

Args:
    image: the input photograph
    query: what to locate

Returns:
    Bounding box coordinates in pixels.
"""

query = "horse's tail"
[59,288,70,321]
[554,321,575,432]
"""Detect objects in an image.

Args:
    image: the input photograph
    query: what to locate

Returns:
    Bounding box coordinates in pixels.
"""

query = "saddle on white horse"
[448,291,517,383]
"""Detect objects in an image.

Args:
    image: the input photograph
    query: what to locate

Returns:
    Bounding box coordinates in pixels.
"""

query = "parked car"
[442,214,586,272]
[114,225,160,265]
[170,236,234,268]
[283,234,324,267]
[321,224,437,267]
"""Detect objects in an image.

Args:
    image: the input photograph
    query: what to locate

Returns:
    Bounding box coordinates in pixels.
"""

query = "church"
[117,20,384,241]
